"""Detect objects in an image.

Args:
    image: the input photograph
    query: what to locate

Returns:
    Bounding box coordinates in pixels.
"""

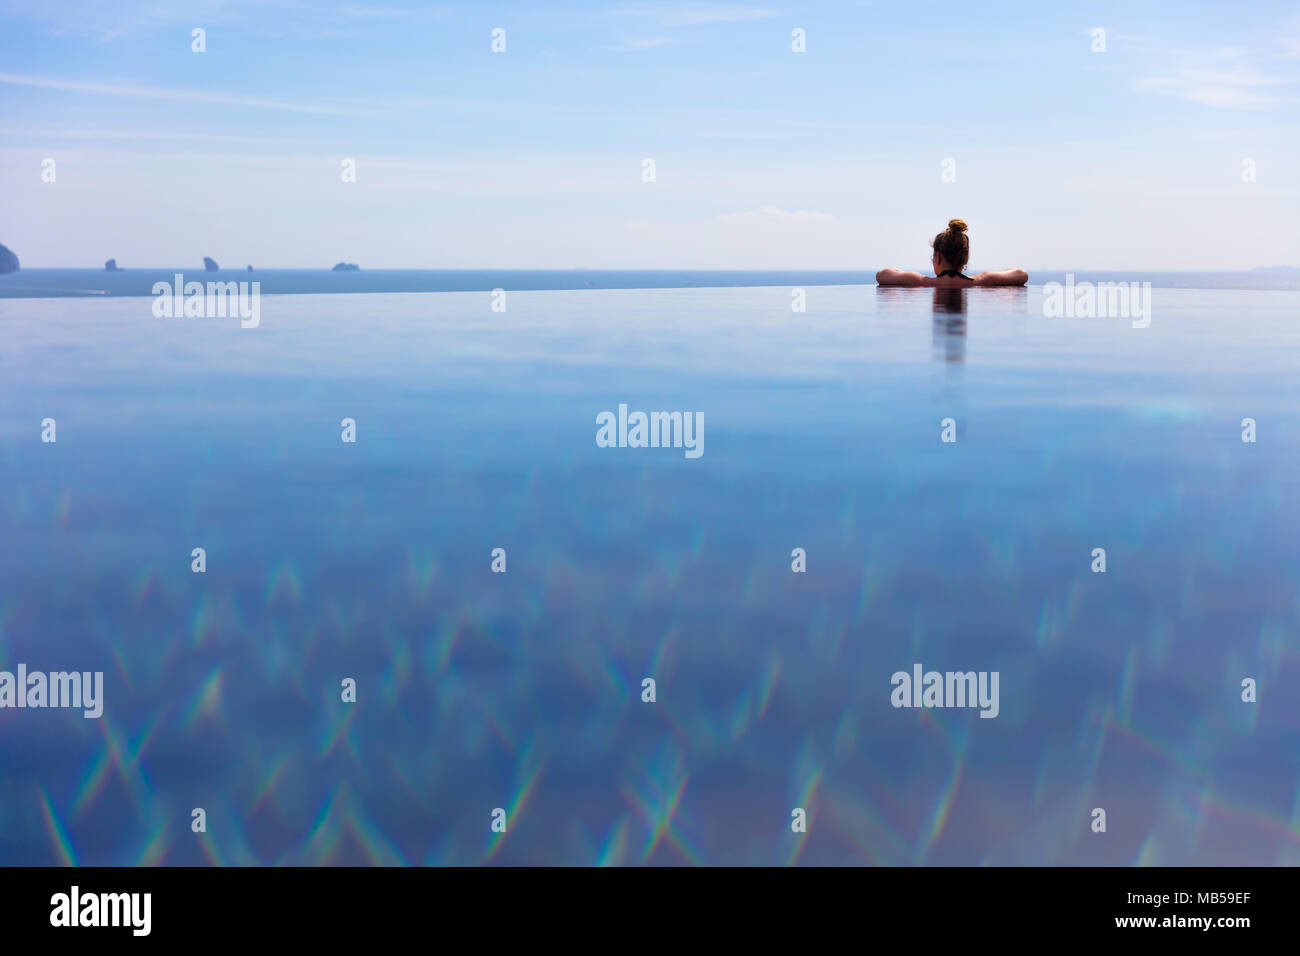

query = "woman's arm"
[972,268,1028,287]
[876,268,927,286]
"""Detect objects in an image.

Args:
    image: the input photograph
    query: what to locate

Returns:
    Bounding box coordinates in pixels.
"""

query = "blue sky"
[1,0,1298,269]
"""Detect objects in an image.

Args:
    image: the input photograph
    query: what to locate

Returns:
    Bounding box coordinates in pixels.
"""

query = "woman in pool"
[875,219,1027,287]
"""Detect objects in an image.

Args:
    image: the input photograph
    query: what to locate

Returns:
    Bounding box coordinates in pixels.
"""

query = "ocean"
[0,280,1297,865]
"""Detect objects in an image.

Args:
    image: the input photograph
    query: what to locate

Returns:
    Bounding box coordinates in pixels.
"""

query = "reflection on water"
[932,288,968,364]
[1,285,1299,866]
[875,285,1032,365]
[932,287,968,314]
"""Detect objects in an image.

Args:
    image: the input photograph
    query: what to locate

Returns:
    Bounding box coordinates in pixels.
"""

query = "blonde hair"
[932,218,969,270]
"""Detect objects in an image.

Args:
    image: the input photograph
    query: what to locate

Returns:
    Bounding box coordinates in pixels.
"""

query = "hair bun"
[947,218,968,233]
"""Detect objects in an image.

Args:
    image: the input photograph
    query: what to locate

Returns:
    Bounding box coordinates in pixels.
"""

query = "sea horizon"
[3,267,1299,298]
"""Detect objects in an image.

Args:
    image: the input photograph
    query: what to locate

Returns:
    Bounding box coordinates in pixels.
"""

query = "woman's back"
[876,220,1027,287]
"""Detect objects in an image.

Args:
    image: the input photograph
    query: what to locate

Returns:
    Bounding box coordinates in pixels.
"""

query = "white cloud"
[0,72,383,116]
[1131,22,1300,111]
[0,0,455,41]
[612,4,782,27]
[1134,67,1300,109]
[601,36,681,52]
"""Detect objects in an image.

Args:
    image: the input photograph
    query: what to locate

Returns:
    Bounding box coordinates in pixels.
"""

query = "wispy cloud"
[0,0,456,41]
[612,4,782,28]
[1134,66,1300,109]
[1279,15,1300,57]
[1129,19,1300,110]
[0,72,382,116]
[601,36,681,52]
[0,125,328,147]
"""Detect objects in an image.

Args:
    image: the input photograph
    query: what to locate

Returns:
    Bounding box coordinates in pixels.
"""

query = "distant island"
[104,258,123,271]
[247,265,254,272]
[0,243,19,273]
[332,262,360,271]
[203,257,219,271]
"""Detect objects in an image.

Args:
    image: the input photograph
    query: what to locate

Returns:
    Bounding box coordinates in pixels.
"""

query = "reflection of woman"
[932,287,966,313]
[933,321,966,364]
[876,219,1027,287]
[933,305,967,364]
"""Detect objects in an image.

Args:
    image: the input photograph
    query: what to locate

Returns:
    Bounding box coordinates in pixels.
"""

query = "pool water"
[1,283,1297,865]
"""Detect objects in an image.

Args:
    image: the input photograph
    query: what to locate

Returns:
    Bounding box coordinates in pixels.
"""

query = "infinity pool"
[1,284,1297,865]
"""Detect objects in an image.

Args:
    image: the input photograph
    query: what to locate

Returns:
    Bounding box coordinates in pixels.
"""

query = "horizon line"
[4,266,1298,274]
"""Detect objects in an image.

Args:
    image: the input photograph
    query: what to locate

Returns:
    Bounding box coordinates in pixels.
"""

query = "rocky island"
[0,243,19,273]
[105,258,123,271]
[203,257,219,272]
[331,262,360,271]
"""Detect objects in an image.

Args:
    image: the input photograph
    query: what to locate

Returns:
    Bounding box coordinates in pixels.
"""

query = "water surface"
[1,284,1297,865]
